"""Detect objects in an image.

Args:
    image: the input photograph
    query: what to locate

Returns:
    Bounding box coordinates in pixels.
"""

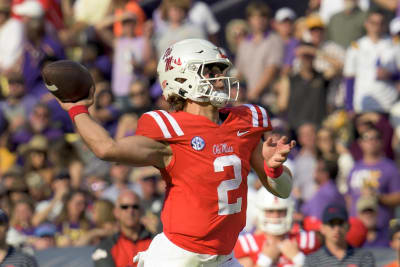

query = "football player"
[234,187,320,267]
[56,38,296,267]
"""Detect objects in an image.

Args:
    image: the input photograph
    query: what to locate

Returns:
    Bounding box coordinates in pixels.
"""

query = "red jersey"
[136,104,271,254]
[234,231,321,267]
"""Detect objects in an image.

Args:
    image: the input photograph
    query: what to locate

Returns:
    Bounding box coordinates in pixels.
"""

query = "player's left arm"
[250,136,296,199]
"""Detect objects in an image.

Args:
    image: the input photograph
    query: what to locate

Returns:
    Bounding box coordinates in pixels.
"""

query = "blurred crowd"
[0,0,400,265]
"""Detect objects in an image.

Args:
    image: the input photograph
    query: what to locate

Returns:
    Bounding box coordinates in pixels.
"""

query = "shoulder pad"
[136,110,184,141]
[241,104,272,129]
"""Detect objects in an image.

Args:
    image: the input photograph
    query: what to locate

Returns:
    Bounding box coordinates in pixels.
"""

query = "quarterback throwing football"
[56,39,295,267]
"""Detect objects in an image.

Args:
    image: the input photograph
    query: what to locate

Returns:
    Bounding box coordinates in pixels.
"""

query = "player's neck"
[184,101,219,123]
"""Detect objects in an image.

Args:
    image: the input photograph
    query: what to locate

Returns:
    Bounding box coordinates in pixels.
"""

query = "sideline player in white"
[234,187,320,267]
[55,39,296,267]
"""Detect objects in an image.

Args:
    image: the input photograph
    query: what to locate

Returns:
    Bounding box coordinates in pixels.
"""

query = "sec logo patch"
[191,136,205,151]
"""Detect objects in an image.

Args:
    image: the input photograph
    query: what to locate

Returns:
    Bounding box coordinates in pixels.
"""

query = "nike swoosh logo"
[237,130,250,137]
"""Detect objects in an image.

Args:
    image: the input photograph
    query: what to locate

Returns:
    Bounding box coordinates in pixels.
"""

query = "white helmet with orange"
[255,187,294,235]
[157,39,239,107]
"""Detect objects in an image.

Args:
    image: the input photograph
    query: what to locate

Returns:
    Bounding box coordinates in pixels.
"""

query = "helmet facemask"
[257,208,293,235]
[195,61,239,107]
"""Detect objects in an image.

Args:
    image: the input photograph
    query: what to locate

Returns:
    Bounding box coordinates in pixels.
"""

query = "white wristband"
[256,253,273,267]
[292,252,306,266]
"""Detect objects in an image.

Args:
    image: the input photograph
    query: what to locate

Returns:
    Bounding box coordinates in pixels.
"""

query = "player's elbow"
[93,141,115,161]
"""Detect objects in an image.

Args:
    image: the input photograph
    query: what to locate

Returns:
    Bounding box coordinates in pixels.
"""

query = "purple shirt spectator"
[347,158,400,229]
[283,38,299,67]
[0,95,37,131]
[301,180,346,221]
[362,227,390,248]
[23,35,65,98]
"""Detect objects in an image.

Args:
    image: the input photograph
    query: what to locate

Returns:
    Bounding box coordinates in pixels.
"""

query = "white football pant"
[134,233,243,267]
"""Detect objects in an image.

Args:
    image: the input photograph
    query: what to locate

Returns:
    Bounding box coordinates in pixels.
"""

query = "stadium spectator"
[75,199,116,246]
[298,15,345,87]
[92,190,152,267]
[113,0,146,37]
[18,135,53,184]
[356,196,390,248]
[316,127,339,162]
[32,171,70,226]
[7,198,35,248]
[153,0,205,58]
[0,74,38,135]
[280,45,329,129]
[54,189,92,247]
[347,125,400,229]
[273,7,299,76]
[304,204,375,267]
[10,103,63,152]
[14,0,65,98]
[110,13,155,105]
[224,19,248,58]
[344,10,397,113]
[0,209,38,266]
[92,88,121,137]
[102,163,141,203]
[383,219,400,267]
[292,123,318,202]
[30,223,57,251]
[0,0,24,75]
[234,187,320,267]
[47,139,83,189]
[236,1,283,104]
[301,157,346,221]
[349,112,394,161]
[131,167,163,234]
[5,177,29,204]
[327,0,367,48]
[153,0,220,43]
[24,172,48,202]
[72,0,111,27]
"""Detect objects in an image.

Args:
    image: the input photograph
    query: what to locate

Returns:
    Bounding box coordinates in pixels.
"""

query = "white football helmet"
[255,187,294,235]
[157,39,239,108]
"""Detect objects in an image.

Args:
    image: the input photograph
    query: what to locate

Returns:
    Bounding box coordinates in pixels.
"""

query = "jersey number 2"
[215,155,243,215]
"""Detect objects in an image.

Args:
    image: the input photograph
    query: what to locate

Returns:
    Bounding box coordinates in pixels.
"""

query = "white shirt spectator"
[155,22,205,58]
[35,200,63,221]
[0,18,24,71]
[73,0,111,25]
[344,36,398,113]
[188,1,220,35]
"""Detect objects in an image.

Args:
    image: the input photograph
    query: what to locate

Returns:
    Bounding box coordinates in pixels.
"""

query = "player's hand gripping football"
[56,86,95,111]
[262,136,296,168]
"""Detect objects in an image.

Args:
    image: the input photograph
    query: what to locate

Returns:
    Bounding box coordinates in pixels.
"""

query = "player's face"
[264,209,287,219]
[201,63,226,90]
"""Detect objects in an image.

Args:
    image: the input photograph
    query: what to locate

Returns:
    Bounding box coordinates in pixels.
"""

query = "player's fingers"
[277,136,288,145]
[265,137,274,147]
[273,155,286,163]
[278,147,291,156]
[289,140,296,149]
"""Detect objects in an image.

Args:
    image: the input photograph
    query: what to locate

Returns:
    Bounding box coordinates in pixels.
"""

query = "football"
[41,60,94,103]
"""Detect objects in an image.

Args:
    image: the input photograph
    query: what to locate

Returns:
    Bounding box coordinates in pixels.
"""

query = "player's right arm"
[57,96,172,168]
